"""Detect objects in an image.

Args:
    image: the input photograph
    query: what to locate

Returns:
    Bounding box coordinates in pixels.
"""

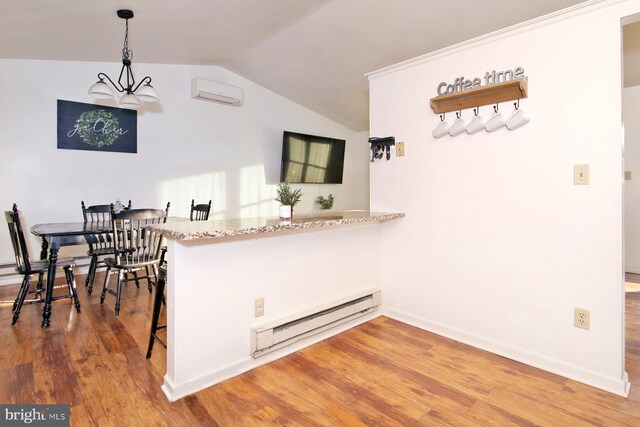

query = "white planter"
[279,205,292,222]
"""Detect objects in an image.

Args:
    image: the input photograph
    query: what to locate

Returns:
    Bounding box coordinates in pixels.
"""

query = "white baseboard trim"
[161,310,381,402]
[381,307,630,398]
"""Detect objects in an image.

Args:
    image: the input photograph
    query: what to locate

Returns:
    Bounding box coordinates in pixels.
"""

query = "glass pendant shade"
[119,93,141,109]
[88,79,114,99]
[136,83,159,103]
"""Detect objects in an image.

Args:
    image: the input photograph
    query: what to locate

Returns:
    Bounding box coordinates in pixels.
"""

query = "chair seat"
[16,257,76,274]
[103,257,159,270]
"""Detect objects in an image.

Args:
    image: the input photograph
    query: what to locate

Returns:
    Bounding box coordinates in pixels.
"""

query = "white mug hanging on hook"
[448,111,467,136]
[485,104,506,132]
[432,113,449,138]
[466,107,486,134]
[506,99,530,130]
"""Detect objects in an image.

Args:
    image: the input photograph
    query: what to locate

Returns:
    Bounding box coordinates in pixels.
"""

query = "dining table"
[30,216,188,327]
[30,221,111,327]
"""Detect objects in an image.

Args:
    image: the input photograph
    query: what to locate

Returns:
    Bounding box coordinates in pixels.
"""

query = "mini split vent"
[191,78,243,106]
[250,289,381,358]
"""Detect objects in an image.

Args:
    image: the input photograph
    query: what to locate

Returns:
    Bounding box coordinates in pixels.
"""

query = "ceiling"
[0,0,589,131]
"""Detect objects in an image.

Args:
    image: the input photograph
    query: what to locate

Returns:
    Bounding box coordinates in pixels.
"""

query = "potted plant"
[275,181,302,221]
[316,194,334,210]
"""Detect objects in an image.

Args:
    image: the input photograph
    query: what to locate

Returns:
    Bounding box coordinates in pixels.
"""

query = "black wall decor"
[368,136,395,162]
[57,100,137,153]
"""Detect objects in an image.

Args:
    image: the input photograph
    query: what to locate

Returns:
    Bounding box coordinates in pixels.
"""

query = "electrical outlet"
[254,297,264,318]
[574,307,590,330]
[396,141,405,157]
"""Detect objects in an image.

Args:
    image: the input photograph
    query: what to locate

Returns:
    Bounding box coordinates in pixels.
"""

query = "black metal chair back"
[190,199,211,221]
[5,204,31,273]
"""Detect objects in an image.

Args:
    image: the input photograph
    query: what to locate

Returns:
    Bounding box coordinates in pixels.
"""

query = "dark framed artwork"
[57,100,137,153]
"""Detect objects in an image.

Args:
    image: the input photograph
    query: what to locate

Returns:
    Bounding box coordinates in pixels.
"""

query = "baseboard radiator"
[251,289,381,358]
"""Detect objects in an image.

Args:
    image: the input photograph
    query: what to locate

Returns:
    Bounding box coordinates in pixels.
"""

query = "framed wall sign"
[57,100,137,153]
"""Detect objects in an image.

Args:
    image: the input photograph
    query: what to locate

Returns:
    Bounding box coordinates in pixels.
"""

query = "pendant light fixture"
[88,9,158,109]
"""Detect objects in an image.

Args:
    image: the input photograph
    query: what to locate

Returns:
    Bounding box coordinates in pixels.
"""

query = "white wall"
[369,0,639,396]
[164,223,383,400]
[624,86,640,272]
[0,59,369,265]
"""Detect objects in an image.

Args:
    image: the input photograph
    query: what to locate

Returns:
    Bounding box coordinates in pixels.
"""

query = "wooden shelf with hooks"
[429,78,528,114]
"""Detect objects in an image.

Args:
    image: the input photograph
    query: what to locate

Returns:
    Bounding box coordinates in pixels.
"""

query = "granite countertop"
[147,210,405,241]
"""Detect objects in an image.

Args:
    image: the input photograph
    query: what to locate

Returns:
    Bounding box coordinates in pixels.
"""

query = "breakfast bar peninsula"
[148,210,405,401]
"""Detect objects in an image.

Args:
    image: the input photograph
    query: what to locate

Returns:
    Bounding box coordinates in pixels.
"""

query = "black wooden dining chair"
[81,200,132,295]
[190,199,211,221]
[5,204,80,325]
[100,203,169,316]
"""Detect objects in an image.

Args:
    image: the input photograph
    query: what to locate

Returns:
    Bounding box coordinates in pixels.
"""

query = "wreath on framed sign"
[74,110,121,147]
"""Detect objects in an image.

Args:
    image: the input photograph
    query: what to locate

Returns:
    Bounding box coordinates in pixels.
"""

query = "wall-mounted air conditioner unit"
[191,78,243,106]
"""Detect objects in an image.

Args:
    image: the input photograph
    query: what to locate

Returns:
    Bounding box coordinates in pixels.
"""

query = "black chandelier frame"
[95,9,154,95]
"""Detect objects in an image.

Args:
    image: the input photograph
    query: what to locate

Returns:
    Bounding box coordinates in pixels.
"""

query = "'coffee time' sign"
[436,66,526,96]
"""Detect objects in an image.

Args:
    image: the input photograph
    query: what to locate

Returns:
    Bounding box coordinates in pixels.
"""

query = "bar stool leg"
[146,269,166,358]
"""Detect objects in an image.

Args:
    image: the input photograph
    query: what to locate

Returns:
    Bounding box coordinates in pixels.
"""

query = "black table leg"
[42,245,59,328]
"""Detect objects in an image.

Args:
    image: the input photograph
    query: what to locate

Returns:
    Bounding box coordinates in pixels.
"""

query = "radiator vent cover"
[251,289,380,358]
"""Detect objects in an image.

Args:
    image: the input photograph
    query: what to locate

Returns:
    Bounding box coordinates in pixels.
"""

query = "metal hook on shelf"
[473,107,480,116]
[493,103,499,113]
[514,99,520,110]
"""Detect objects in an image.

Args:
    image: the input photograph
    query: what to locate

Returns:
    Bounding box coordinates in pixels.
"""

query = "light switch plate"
[396,141,405,157]
[625,171,632,181]
[574,164,589,185]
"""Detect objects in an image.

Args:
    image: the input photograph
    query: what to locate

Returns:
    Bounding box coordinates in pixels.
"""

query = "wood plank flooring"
[0,272,639,426]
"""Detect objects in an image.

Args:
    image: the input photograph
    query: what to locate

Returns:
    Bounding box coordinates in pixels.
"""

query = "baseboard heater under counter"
[251,289,381,358]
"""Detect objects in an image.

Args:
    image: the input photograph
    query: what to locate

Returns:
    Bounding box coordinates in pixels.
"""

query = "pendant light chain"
[122,18,133,62]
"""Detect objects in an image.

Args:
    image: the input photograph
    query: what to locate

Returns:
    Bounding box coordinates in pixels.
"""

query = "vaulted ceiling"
[0,0,589,131]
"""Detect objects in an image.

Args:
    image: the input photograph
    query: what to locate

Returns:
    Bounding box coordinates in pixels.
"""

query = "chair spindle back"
[110,203,169,266]
[4,204,31,272]
[190,199,212,221]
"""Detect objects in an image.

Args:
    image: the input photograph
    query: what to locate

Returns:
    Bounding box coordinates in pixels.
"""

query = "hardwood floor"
[1,272,639,426]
